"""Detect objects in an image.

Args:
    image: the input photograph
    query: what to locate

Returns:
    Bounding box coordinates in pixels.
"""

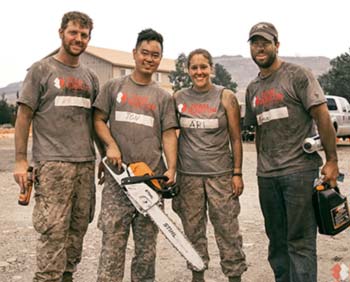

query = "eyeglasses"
[139,49,161,60]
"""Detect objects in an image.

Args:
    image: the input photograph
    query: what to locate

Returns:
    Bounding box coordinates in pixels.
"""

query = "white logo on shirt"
[54,78,61,89]
[116,92,124,103]
[252,96,257,108]
[178,103,184,113]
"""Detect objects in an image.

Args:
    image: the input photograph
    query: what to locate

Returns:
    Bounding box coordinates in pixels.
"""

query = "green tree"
[212,63,238,93]
[169,53,191,92]
[318,50,350,102]
[0,94,16,125]
[169,55,238,93]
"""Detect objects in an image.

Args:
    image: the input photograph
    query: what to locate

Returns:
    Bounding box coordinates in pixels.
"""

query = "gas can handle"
[314,172,344,187]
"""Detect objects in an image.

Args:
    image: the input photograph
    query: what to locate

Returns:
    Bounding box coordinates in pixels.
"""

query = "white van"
[326,95,350,138]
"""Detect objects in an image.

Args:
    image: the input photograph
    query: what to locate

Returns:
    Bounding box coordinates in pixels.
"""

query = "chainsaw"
[102,157,205,271]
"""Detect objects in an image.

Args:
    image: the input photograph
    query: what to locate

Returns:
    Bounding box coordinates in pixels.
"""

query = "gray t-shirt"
[93,75,178,172]
[18,57,99,162]
[244,62,325,177]
[175,85,233,175]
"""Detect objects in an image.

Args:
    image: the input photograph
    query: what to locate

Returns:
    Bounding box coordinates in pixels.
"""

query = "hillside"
[0,82,22,105]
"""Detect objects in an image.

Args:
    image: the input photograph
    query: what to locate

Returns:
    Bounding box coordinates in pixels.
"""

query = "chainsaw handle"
[122,175,179,199]
[121,175,169,185]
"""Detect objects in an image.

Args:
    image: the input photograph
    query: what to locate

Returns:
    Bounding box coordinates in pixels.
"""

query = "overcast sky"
[0,0,349,87]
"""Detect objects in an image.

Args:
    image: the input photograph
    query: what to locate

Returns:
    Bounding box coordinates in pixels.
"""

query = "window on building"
[120,68,132,76]
[155,72,162,82]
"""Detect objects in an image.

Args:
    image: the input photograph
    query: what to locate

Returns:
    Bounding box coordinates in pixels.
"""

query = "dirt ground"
[0,133,349,282]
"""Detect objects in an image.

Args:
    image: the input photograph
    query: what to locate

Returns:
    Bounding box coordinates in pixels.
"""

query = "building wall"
[80,53,113,86]
[157,72,173,93]
[114,67,132,78]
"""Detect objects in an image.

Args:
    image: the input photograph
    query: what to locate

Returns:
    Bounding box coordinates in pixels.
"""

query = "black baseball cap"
[248,22,278,42]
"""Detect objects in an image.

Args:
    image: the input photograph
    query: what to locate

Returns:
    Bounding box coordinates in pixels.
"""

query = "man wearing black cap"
[244,22,339,282]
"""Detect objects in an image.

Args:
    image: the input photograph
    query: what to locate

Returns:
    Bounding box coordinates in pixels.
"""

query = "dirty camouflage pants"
[172,173,247,277]
[97,171,159,282]
[32,161,95,282]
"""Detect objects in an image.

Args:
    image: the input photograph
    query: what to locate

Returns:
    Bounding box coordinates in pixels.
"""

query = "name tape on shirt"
[55,96,91,109]
[256,107,289,125]
[180,117,219,129]
[115,111,154,127]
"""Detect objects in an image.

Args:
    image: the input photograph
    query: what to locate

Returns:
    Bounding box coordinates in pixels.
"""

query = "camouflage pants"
[32,161,95,282]
[97,171,159,282]
[172,173,247,277]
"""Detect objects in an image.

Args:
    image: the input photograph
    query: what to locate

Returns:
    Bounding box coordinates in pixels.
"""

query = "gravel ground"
[0,134,349,282]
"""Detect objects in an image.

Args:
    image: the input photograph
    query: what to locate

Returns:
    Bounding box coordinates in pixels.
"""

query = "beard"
[62,36,86,57]
[252,51,277,69]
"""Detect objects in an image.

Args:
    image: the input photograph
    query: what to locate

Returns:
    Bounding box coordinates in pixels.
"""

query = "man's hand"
[14,159,29,191]
[321,160,339,187]
[232,175,244,198]
[106,143,122,171]
[164,168,176,185]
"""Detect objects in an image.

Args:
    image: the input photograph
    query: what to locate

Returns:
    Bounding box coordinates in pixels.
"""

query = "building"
[80,46,175,91]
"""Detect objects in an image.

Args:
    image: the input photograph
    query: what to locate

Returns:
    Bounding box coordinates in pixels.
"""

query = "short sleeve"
[293,68,326,111]
[18,62,43,112]
[243,88,257,126]
[160,92,179,131]
[93,79,116,117]
[90,70,100,102]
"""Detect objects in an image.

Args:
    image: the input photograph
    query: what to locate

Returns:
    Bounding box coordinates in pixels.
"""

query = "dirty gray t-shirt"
[244,62,325,177]
[174,85,233,175]
[18,57,99,162]
[93,75,178,172]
